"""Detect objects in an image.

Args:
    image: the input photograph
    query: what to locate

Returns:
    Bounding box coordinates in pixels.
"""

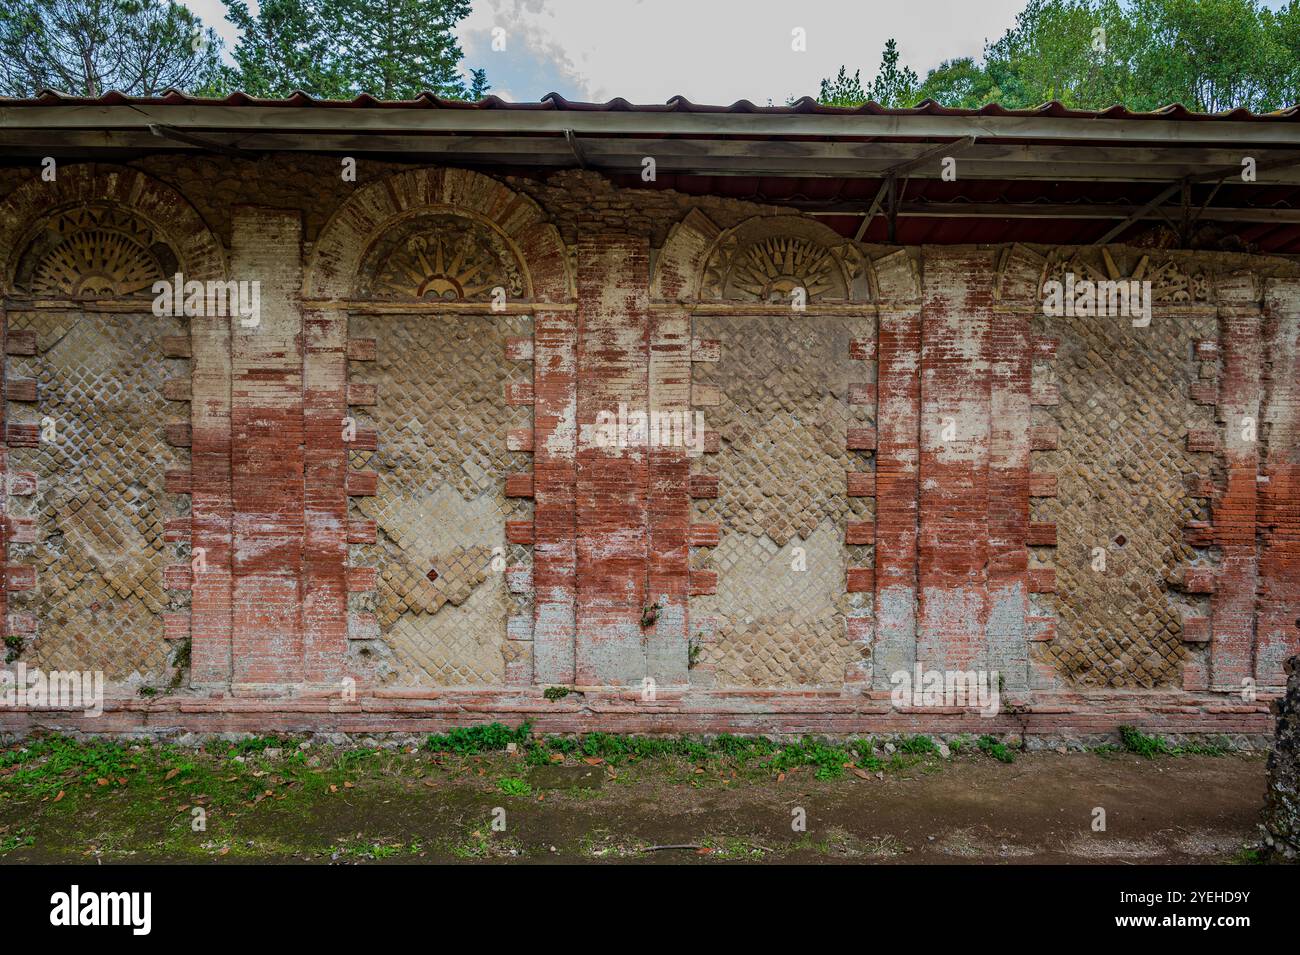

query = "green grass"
[977,735,1017,764]
[0,828,34,855]
[0,726,1256,864]
[497,776,532,797]
[424,721,533,755]
[1119,725,1170,758]
[0,725,994,825]
[1118,726,1230,758]
[0,736,134,796]
[896,734,936,755]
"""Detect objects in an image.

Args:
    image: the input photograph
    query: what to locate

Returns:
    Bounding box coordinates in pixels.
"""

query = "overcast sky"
[180,0,1291,103]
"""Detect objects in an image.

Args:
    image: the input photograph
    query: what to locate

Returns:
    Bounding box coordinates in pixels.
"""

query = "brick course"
[0,162,1295,738]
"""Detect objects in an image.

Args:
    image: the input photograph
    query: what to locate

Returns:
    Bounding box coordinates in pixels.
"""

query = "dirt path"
[0,746,1268,864]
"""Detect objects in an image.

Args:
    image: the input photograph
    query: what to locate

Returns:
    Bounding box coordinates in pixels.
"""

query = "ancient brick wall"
[0,158,1296,738]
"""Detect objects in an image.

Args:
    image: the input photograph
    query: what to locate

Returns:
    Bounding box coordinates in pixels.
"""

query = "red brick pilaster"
[646,305,691,685]
[188,273,234,687]
[872,307,920,688]
[302,306,349,685]
[1257,278,1300,687]
[917,248,995,673]
[230,207,305,686]
[532,307,578,684]
[574,234,650,685]
[1207,285,1262,692]
[988,298,1033,692]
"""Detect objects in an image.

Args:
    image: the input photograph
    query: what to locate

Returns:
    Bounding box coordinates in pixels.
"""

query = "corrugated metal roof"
[4,89,1299,122]
[4,89,1298,253]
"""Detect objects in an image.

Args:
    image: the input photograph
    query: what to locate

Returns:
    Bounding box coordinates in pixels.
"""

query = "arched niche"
[651,210,883,305]
[303,167,572,304]
[0,164,226,297]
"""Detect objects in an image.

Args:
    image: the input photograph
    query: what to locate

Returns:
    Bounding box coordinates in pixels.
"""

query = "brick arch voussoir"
[652,209,874,304]
[304,167,573,303]
[0,163,226,294]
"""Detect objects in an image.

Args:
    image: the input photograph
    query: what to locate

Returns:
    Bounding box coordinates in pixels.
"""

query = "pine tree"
[0,0,222,97]
[222,0,487,100]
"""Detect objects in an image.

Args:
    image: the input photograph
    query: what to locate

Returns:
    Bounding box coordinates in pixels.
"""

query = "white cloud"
[459,0,1027,103]
[181,0,1031,103]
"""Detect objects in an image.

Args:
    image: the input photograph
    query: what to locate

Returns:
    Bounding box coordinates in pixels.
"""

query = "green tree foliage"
[221,0,487,100]
[817,66,866,107]
[0,0,223,97]
[817,0,1300,112]
[819,39,918,107]
[867,38,920,106]
[222,0,340,97]
[914,57,1001,109]
[1271,0,1300,109]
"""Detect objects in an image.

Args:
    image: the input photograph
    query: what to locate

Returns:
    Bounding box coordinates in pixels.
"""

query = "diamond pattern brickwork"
[347,312,531,686]
[1032,309,1214,687]
[692,314,873,686]
[6,309,185,683]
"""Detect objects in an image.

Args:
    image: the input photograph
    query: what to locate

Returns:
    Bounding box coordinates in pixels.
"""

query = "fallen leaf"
[164,768,181,781]
[96,778,108,786]
[53,790,65,802]
[582,757,604,766]
[851,768,871,780]
[776,772,786,783]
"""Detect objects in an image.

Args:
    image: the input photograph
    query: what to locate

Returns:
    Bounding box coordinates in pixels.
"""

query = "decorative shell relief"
[14,205,178,299]
[1040,250,1214,305]
[701,231,854,303]
[358,213,526,302]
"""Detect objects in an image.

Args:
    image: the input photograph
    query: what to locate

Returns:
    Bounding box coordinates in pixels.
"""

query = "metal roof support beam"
[853,135,976,241]
[1092,150,1300,245]
[795,202,1300,223]
[854,178,891,241]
